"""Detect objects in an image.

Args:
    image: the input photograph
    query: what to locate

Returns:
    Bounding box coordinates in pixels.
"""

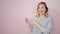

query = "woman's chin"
[40,13,44,15]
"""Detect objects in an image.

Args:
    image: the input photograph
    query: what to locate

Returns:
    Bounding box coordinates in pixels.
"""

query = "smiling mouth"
[40,11,44,13]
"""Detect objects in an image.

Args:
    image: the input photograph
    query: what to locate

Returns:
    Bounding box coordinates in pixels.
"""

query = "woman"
[25,2,53,34]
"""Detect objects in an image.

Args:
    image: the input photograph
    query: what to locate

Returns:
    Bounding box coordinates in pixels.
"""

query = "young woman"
[25,2,53,34]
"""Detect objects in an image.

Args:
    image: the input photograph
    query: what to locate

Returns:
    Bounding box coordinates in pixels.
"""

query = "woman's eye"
[38,7,40,9]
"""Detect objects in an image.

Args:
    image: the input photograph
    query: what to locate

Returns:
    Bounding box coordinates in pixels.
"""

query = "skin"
[25,4,46,29]
[38,4,46,15]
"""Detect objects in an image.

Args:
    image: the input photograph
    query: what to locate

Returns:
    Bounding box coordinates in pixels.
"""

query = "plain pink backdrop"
[0,0,60,34]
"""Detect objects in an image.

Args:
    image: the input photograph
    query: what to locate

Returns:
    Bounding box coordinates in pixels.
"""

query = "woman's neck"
[39,15,45,19]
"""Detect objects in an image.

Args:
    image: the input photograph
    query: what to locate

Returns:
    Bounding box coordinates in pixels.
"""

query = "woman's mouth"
[40,11,44,13]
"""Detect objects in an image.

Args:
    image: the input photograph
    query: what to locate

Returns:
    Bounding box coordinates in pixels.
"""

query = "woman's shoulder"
[46,15,53,20]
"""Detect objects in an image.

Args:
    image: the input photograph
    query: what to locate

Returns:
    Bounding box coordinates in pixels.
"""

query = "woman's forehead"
[39,4,45,7]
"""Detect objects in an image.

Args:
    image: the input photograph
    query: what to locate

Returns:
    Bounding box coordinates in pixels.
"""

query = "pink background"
[0,0,60,34]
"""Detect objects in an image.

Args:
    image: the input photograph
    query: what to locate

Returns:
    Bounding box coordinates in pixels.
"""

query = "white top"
[29,15,53,34]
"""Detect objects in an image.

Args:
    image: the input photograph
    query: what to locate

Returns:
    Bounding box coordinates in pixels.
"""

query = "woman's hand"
[25,17,30,23]
[25,17,42,29]
[32,19,42,29]
[25,17,31,28]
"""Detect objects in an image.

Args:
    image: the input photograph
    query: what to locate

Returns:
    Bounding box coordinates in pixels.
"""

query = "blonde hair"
[36,2,48,17]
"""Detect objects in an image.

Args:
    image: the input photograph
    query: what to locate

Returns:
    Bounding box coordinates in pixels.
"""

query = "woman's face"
[38,4,46,15]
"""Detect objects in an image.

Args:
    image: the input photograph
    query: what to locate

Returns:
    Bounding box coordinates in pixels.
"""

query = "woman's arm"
[32,19,42,29]
[25,17,42,30]
[39,17,53,32]
[31,17,53,32]
[25,17,32,28]
[44,17,53,32]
